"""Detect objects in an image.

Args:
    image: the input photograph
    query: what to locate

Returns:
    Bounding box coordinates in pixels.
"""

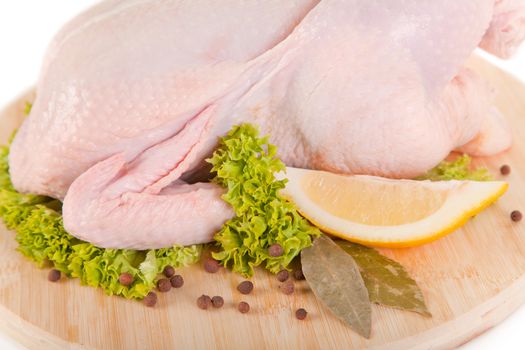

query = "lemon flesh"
[281,167,508,248]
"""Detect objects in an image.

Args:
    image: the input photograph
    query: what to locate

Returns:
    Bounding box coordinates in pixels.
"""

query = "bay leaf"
[301,235,371,338]
[337,241,431,316]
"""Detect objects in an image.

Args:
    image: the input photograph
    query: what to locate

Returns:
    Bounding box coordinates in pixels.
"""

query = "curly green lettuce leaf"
[417,154,493,181]
[0,144,201,299]
[67,243,201,299]
[208,124,321,277]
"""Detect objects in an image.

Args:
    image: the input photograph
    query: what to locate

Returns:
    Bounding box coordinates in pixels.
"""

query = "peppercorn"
[500,165,511,175]
[157,278,172,293]
[204,258,220,273]
[197,295,212,310]
[276,270,289,282]
[48,269,61,282]
[238,301,250,313]
[293,268,305,280]
[211,296,224,308]
[511,210,523,222]
[280,280,294,295]
[295,308,308,320]
[163,265,175,278]
[144,292,157,307]
[237,281,254,295]
[119,272,134,286]
[170,275,184,288]
[269,243,284,257]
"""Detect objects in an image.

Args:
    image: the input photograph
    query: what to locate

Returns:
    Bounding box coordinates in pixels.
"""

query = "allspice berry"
[276,270,289,282]
[238,301,250,314]
[269,243,284,257]
[280,280,294,295]
[197,295,212,310]
[511,210,523,222]
[500,165,511,175]
[48,269,61,282]
[211,296,224,308]
[170,275,184,288]
[293,268,305,281]
[119,272,134,286]
[295,308,308,320]
[163,265,175,278]
[157,278,172,293]
[237,281,254,295]
[204,258,221,273]
[144,292,158,307]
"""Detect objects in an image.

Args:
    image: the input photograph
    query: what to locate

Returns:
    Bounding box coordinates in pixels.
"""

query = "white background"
[0,2,524,349]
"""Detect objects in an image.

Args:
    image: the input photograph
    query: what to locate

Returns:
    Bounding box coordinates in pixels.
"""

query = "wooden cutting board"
[1,57,525,350]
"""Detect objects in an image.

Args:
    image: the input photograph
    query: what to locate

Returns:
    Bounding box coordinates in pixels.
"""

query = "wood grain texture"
[1,57,525,350]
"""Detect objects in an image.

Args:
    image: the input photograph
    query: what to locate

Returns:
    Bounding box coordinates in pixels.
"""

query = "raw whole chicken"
[8,0,525,249]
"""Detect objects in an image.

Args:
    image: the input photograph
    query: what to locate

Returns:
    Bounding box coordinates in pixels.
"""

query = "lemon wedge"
[279,167,508,248]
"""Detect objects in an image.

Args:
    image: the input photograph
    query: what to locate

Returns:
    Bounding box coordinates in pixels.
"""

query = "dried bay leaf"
[301,235,371,338]
[337,240,431,316]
